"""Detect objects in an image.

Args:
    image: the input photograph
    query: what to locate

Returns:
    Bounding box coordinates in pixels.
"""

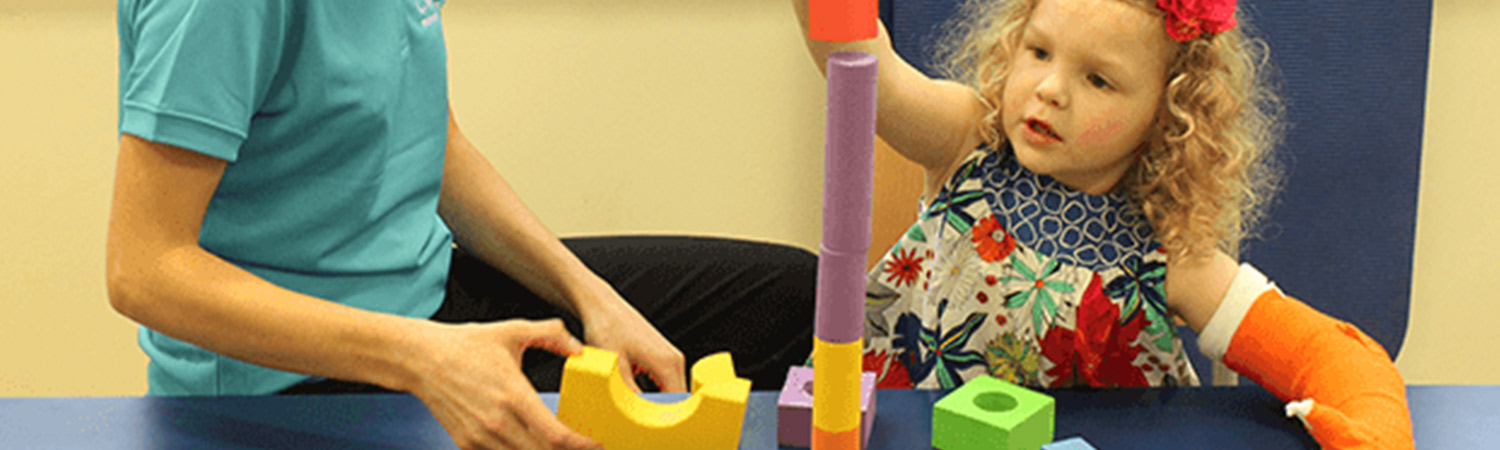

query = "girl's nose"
[1035,72,1067,109]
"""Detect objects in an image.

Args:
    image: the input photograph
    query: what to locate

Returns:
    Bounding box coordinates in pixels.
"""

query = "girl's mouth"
[1026,119,1062,141]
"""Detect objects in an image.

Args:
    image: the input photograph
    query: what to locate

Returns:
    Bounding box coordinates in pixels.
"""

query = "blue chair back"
[880,0,1432,366]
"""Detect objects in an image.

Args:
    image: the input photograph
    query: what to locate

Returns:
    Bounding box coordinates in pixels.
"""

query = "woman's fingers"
[640,351,687,393]
[518,319,583,357]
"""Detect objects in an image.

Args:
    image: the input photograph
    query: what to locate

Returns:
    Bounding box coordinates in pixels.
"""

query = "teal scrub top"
[117,0,454,395]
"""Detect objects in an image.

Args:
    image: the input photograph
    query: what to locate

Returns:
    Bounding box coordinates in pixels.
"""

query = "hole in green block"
[973,392,1018,413]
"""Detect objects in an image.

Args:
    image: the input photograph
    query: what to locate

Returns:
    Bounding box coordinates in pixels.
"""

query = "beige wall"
[0,0,1493,397]
[1400,0,1500,385]
[442,1,826,246]
[1,6,134,396]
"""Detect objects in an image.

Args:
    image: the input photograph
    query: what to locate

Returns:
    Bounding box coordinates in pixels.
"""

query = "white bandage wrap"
[1286,399,1316,430]
[1196,263,1275,363]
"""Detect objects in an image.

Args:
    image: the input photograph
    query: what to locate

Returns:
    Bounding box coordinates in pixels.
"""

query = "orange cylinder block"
[809,0,878,42]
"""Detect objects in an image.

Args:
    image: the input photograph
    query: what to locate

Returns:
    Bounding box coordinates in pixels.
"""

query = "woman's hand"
[575,281,687,393]
[406,319,602,450]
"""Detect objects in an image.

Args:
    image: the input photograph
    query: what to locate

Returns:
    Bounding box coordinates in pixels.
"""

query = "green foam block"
[931,376,1055,450]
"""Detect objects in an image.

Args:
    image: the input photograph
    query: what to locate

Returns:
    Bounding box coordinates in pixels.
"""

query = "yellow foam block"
[692,351,738,393]
[813,338,863,433]
[557,346,752,450]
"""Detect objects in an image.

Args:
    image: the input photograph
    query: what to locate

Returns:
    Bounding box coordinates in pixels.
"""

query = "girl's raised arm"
[792,0,987,191]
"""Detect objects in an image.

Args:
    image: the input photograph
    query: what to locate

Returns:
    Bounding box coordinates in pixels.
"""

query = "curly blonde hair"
[933,0,1285,261]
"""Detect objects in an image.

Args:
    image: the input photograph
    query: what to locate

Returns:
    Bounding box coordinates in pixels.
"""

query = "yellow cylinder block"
[812,338,864,434]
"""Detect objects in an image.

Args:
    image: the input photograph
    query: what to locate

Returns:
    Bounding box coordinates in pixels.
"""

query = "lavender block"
[777,366,878,448]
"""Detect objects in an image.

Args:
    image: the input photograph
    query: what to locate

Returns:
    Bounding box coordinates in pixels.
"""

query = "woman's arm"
[792,0,986,196]
[107,134,598,450]
[106,133,426,391]
[437,110,686,394]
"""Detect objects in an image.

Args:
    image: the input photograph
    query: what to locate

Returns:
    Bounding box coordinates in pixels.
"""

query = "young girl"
[795,0,1412,447]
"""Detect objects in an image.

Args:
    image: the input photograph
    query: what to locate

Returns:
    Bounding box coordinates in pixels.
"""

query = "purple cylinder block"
[815,50,877,346]
[815,245,867,344]
[820,51,877,255]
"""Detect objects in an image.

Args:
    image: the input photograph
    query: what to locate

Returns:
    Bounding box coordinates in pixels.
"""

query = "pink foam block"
[777,366,877,448]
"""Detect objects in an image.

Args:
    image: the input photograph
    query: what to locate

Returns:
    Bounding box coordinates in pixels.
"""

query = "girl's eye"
[1030,47,1049,61]
[1088,74,1111,89]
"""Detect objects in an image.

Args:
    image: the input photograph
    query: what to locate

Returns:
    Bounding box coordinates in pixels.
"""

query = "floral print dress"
[862,147,1200,389]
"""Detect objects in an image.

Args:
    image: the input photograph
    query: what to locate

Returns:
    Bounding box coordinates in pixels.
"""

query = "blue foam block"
[1042,436,1098,450]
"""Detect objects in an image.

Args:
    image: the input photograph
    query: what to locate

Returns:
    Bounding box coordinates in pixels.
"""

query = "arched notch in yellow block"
[557,346,752,450]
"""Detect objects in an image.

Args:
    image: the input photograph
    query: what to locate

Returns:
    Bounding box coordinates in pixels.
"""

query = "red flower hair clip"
[1156,0,1238,42]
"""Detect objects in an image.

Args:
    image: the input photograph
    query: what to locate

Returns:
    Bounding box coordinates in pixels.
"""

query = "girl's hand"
[575,281,687,393]
[406,319,602,450]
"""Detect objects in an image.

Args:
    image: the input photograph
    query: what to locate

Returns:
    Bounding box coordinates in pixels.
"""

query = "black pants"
[280,235,816,394]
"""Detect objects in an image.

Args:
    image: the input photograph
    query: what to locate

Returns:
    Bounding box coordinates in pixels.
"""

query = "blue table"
[0,386,1491,449]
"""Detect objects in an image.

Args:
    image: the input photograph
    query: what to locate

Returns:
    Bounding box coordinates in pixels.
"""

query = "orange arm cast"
[1221,285,1414,449]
